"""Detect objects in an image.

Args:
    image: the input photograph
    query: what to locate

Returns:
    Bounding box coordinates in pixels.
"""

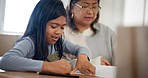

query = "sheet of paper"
[0,69,5,73]
[73,65,117,78]
[95,65,117,78]
[90,56,102,65]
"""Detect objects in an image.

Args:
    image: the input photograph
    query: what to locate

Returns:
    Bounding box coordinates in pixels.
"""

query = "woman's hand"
[71,54,96,75]
[100,57,111,66]
[42,59,71,74]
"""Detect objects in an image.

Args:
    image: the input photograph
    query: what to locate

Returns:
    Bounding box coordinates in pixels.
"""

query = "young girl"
[0,0,95,75]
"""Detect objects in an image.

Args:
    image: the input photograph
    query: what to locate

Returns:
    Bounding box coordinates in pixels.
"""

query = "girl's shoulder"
[15,36,35,47]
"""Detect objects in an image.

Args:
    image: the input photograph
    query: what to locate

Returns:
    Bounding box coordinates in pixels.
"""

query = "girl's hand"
[71,54,96,75]
[42,59,71,74]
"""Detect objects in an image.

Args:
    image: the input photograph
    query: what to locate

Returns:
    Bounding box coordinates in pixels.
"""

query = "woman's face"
[45,16,66,45]
[72,0,99,26]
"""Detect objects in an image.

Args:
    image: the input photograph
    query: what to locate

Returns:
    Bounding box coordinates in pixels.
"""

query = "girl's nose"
[55,28,63,35]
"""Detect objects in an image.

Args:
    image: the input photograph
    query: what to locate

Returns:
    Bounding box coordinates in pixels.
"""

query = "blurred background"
[0,0,148,34]
[0,0,148,78]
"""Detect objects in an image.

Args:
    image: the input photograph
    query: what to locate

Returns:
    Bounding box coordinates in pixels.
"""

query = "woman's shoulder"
[94,23,111,30]
[64,25,79,36]
[95,23,115,33]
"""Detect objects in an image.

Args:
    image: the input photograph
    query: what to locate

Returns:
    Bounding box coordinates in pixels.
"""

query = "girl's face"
[72,0,99,26]
[45,16,66,45]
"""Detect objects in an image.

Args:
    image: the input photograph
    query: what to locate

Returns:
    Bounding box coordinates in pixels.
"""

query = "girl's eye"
[50,25,57,28]
[92,6,97,9]
[61,27,64,29]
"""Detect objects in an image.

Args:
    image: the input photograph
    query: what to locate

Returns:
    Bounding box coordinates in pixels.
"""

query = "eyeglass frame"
[74,3,101,12]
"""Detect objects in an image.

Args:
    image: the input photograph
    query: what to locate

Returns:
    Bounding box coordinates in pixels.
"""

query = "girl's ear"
[71,4,74,14]
[71,9,74,14]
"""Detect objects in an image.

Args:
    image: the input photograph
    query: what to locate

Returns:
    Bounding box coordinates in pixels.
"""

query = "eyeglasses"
[74,3,101,12]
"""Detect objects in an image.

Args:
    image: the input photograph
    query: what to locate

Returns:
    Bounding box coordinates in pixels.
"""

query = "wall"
[144,0,148,26]
[100,0,124,31]
[0,34,21,56]
[0,0,5,34]
[124,0,147,26]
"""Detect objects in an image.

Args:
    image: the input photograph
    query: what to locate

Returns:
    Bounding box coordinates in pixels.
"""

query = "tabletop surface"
[0,71,100,78]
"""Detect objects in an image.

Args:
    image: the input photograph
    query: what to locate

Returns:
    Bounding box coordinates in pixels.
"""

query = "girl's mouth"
[52,36,59,42]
